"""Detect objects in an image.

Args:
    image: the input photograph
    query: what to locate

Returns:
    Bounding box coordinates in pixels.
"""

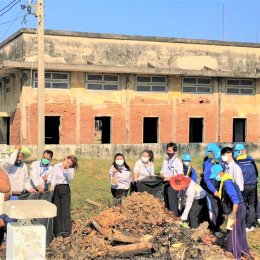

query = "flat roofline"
[1,28,260,49]
[1,60,259,78]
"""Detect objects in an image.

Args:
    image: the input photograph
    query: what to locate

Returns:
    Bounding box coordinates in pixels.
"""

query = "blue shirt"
[235,156,258,185]
[184,165,197,183]
[223,180,244,205]
[203,158,219,194]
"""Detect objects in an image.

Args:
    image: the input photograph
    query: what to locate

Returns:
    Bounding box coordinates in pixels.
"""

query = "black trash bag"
[137,176,165,200]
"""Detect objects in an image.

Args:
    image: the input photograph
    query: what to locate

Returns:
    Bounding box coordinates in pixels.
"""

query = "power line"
[0,14,24,26]
[0,0,21,17]
[0,0,17,13]
[0,9,24,41]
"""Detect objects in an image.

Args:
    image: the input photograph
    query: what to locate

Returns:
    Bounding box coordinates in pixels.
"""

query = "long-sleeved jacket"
[184,165,197,183]
[1,150,32,193]
[203,158,219,194]
[235,156,258,185]
[30,160,53,190]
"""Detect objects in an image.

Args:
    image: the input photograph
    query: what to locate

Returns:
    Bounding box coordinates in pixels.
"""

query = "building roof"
[1,28,260,49]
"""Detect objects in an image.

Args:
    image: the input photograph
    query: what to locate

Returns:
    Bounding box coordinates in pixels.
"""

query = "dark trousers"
[205,192,221,232]
[164,184,180,217]
[53,184,72,238]
[111,188,128,205]
[189,197,206,228]
[243,184,257,228]
[227,203,250,259]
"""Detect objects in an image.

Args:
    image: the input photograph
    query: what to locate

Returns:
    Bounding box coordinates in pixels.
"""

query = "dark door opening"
[143,117,158,143]
[6,117,10,145]
[95,117,111,144]
[45,116,60,144]
[233,118,246,142]
[189,118,203,143]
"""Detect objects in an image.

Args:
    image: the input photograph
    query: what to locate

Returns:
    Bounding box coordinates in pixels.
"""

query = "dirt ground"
[46,192,259,260]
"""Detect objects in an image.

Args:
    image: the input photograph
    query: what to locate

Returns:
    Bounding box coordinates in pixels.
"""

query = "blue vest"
[235,156,258,185]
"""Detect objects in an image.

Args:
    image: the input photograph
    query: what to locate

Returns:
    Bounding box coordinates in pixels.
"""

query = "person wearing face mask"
[200,143,222,233]
[209,164,251,259]
[109,153,131,202]
[182,154,197,183]
[133,150,154,182]
[160,142,183,216]
[2,145,35,199]
[233,144,259,232]
[221,147,244,192]
[51,155,78,238]
[30,150,54,193]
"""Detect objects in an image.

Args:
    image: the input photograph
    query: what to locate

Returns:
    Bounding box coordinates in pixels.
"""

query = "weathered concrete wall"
[0,29,259,145]
[0,143,259,160]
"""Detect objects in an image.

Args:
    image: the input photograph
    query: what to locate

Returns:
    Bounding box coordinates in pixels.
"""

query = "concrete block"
[6,223,46,260]
[3,200,57,219]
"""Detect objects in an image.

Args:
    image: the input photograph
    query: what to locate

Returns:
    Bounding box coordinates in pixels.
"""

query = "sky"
[0,0,260,43]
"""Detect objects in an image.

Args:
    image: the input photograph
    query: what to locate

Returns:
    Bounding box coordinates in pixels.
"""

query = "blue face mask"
[215,175,221,182]
[233,151,241,158]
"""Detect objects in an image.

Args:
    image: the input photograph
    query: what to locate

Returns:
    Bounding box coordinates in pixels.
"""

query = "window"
[143,117,159,143]
[94,117,111,143]
[33,71,70,89]
[182,77,212,93]
[226,79,254,95]
[189,118,203,143]
[45,116,60,144]
[136,76,167,92]
[233,118,246,142]
[86,74,119,91]
[4,77,10,93]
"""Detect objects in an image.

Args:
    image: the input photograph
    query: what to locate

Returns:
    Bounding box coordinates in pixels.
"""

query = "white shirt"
[181,180,206,221]
[225,160,244,191]
[51,162,74,186]
[160,156,183,177]
[1,150,32,193]
[109,165,131,190]
[134,159,154,181]
[30,160,53,190]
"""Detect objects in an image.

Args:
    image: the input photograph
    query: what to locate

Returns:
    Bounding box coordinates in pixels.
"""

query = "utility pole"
[36,0,45,158]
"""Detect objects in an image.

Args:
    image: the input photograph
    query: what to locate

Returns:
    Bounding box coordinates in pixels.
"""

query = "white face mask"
[115,160,124,166]
[141,156,149,163]
[183,161,190,166]
[221,155,229,162]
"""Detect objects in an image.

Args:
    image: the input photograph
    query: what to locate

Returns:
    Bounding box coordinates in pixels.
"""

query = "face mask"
[167,153,174,159]
[115,160,124,166]
[221,155,228,162]
[234,151,241,158]
[41,158,50,165]
[215,175,221,182]
[183,161,190,166]
[141,156,149,163]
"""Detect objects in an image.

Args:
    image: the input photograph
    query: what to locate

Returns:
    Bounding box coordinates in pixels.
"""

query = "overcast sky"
[0,0,260,43]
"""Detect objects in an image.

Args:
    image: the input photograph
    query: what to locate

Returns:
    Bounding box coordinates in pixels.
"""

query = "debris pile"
[46,192,231,259]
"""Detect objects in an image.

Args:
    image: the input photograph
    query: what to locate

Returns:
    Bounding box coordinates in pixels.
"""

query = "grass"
[69,156,260,214]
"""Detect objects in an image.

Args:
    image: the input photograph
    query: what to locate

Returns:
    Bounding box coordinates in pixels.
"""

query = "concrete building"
[0,28,259,146]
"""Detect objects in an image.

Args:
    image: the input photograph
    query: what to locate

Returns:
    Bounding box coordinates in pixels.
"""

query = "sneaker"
[246,227,255,232]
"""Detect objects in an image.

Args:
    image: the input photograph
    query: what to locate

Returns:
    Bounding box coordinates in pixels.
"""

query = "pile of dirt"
[46,192,232,260]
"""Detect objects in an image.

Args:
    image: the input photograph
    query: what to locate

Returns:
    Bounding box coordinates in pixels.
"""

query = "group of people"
[0,145,78,244]
[109,142,259,259]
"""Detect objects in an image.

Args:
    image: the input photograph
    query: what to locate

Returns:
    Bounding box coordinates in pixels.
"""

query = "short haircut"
[221,147,233,156]
[166,142,178,152]
[43,150,53,158]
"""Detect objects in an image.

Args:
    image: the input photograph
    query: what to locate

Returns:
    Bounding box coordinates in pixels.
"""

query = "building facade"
[0,28,259,145]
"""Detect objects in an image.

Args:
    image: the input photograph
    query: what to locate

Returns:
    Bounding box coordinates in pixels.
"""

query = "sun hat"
[170,174,191,191]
